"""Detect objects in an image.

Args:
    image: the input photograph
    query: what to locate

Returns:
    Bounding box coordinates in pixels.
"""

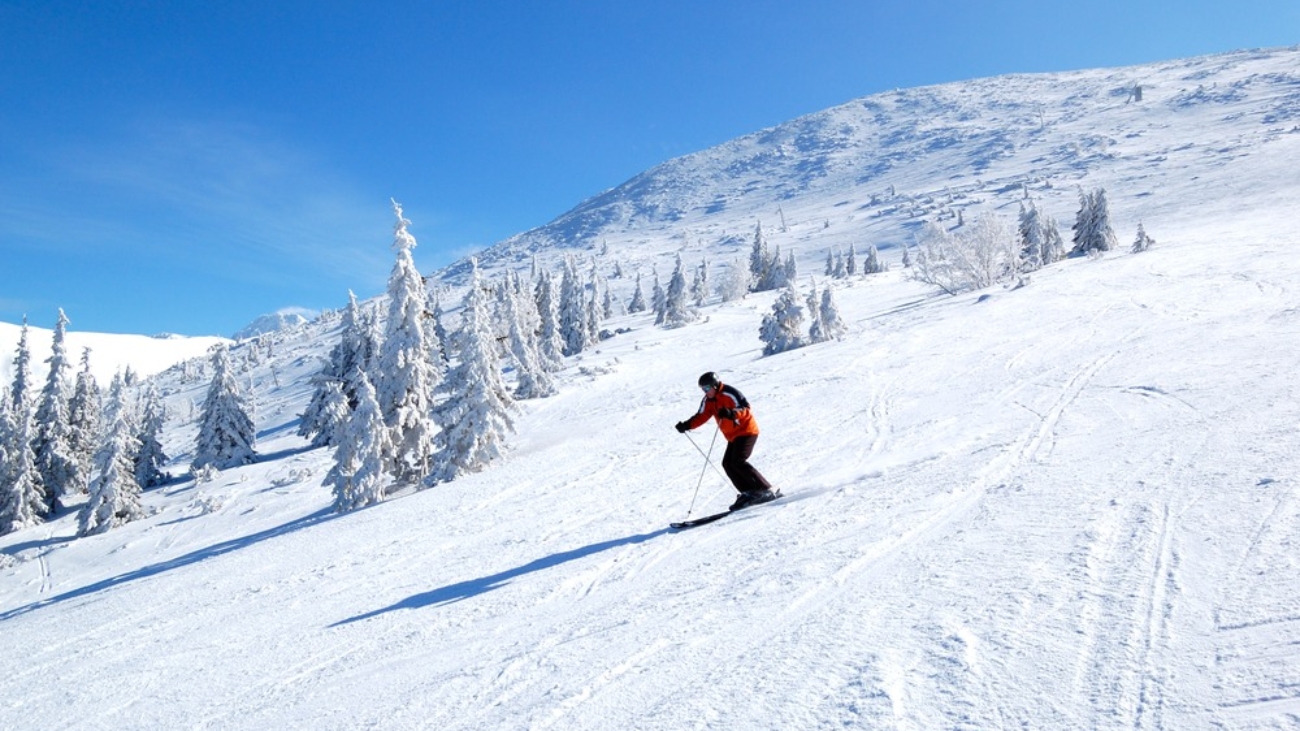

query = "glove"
[675,421,689,433]
[716,407,736,420]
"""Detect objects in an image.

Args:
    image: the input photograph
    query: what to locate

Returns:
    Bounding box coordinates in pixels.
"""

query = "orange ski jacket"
[685,383,760,442]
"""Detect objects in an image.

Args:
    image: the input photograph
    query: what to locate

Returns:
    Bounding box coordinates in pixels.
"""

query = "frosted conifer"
[79,383,144,536]
[300,292,373,448]
[33,309,78,513]
[1018,202,1048,271]
[1132,223,1156,253]
[806,280,827,344]
[627,272,648,313]
[749,222,771,288]
[585,269,602,344]
[0,402,44,534]
[134,382,170,489]
[759,283,807,356]
[430,261,515,484]
[863,245,885,274]
[10,317,33,414]
[1041,216,1066,264]
[559,256,590,356]
[67,348,102,489]
[818,287,847,341]
[376,201,441,483]
[651,269,667,324]
[534,271,566,371]
[1070,188,1118,256]
[326,370,390,512]
[192,346,256,471]
[662,254,698,328]
[691,259,709,307]
[505,277,555,400]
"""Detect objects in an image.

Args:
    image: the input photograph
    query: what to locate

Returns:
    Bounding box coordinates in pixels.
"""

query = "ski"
[669,490,783,530]
[670,511,731,530]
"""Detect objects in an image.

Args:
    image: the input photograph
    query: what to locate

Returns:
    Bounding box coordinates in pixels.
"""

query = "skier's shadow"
[331,528,671,627]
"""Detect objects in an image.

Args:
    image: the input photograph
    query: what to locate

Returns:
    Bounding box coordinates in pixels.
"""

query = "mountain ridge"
[442,45,1300,288]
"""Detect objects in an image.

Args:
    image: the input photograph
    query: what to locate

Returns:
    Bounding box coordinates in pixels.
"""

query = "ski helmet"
[698,372,720,389]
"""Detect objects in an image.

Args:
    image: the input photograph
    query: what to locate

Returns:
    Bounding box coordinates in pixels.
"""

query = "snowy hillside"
[2,47,1300,729]
[0,320,228,386]
[452,46,1300,300]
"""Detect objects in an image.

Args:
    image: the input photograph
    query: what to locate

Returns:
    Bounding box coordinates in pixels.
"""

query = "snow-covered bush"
[911,214,1019,295]
[759,283,807,356]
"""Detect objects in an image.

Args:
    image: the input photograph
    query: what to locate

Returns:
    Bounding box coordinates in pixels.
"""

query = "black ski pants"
[722,434,772,494]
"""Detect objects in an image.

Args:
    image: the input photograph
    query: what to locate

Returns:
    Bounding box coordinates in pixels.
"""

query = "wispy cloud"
[3,115,393,291]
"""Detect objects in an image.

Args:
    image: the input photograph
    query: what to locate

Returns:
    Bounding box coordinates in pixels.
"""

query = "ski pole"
[683,425,724,516]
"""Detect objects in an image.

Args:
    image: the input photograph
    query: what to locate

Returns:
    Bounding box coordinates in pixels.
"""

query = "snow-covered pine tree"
[602,285,616,320]
[79,381,144,536]
[863,245,885,274]
[534,271,566,371]
[846,245,858,276]
[833,249,847,279]
[504,274,555,399]
[651,269,667,325]
[1132,223,1156,253]
[627,272,648,313]
[512,270,543,337]
[1041,216,1067,265]
[0,390,44,535]
[691,259,709,307]
[824,249,835,277]
[1070,187,1118,256]
[430,261,515,485]
[1018,201,1047,271]
[818,286,848,341]
[0,386,11,480]
[559,256,590,356]
[784,250,798,287]
[759,283,807,356]
[133,381,169,489]
[300,291,372,448]
[67,348,102,491]
[428,293,451,365]
[806,280,827,344]
[33,309,78,513]
[376,201,441,484]
[755,244,786,291]
[661,254,698,328]
[585,266,603,344]
[192,346,256,471]
[749,222,771,290]
[325,370,390,512]
[9,317,33,414]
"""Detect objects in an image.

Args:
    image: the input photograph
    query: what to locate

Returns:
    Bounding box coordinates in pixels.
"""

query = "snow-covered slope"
[0,320,228,386]
[452,46,1300,296]
[2,47,1300,729]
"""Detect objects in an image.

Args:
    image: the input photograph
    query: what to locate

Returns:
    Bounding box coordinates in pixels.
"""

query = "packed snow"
[2,47,1300,730]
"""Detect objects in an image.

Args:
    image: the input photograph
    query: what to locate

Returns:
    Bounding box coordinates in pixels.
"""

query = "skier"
[675,372,779,510]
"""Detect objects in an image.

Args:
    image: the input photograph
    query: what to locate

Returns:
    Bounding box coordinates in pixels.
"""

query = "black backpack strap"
[719,384,750,410]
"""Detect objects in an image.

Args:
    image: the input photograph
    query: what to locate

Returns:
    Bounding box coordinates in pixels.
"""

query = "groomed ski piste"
[3,47,1300,729]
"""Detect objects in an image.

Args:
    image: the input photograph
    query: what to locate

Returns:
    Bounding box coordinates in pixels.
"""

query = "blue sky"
[2,0,1296,337]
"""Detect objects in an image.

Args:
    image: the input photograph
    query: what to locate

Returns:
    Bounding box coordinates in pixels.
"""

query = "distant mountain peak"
[233,309,316,341]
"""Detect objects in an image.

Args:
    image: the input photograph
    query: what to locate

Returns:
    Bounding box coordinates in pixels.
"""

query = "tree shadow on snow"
[331,528,672,627]
[0,508,336,622]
